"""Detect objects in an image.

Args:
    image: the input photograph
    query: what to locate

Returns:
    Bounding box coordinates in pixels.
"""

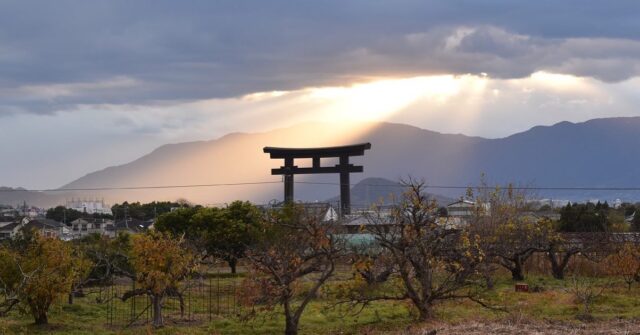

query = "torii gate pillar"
[263,143,371,216]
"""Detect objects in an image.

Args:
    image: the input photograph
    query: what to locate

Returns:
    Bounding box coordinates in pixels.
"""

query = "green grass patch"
[1,274,640,334]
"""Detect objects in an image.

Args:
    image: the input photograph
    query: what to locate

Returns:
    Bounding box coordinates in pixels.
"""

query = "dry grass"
[405,319,640,335]
[2,271,640,334]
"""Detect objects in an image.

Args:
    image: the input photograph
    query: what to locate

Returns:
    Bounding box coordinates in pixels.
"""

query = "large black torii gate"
[263,143,371,215]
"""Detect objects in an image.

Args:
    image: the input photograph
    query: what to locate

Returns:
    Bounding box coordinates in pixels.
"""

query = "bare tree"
[567,258,610,320]
[347,179,488,321]
[243,204,344,335]
[469,182,551,281]
[74,233,134,303]
[545,232,610,280]
[608,242,640,290]
[546,238,581,280]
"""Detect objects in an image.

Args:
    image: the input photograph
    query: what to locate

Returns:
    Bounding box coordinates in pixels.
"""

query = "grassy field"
[1,273,640,334]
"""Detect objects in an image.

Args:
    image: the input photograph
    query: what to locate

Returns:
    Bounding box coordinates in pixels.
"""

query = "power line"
[0,181,282,193]
[2,180,640,193]
[293,181,640,191]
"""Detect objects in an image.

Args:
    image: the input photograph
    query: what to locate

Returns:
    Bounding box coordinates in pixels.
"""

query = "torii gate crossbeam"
[263,143,371,215]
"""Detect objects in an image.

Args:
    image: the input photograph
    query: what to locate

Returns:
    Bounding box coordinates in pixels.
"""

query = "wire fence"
[104,267,243,329]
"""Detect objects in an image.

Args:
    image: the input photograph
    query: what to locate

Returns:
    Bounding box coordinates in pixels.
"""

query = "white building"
[446,199,477,218]
[614,198,623,209]
[66,199,112,215]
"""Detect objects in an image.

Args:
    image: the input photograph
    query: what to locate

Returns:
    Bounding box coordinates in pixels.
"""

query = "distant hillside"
[0,187,63,208]
[6,116,640,206]
[326,177,455,207]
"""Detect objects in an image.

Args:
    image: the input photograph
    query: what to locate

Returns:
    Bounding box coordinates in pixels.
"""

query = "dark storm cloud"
[1,0,639,114]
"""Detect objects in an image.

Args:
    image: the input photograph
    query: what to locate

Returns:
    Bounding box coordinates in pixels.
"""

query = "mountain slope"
[51,116,640,204]
[0,187,63,208]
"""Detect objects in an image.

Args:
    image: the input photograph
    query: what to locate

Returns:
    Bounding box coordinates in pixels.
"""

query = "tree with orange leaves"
[355,179,487,321]
[468,180,553,281]
[123,231,197,327]
[0,234,80,325]
[243,204,344,335]
[609,242,640,290]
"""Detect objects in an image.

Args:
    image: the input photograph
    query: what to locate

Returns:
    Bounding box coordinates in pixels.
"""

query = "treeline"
[45,200,193,223]
[45,206,112,222]
[111,200,194,221]
[558,201,640,232]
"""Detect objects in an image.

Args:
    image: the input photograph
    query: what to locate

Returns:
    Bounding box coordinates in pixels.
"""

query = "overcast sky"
[1,1,640,188]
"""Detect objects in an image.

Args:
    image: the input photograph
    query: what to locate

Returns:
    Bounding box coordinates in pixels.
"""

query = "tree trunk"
[229,258,237,274]
[548,248,577,280]
[68,292,74,305]
[34,312,48,325]
[283,300,299,335]
[484,274,495,290]
[416,302,433,321]
[284,314,299,335]
[551,266,564,280]
[511,258,525,281]
[152,295,163,327]
[178,294,185,318]
[549,253,563,279]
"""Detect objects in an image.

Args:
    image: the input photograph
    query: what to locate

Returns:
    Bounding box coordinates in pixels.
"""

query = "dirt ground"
[393,319,640,335]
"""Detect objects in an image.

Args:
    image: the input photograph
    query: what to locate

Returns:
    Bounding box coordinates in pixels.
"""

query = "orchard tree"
[197,201,262,273]
[545,235,581,280]
[544,232,610,280]
[0,248,20,317]
[609,243,640,290]
[351,249,395,285]
[243,204,344,335]
[346,179,487,321]
[469,182,552,281]
[77,233,134,286]
[157,202,262,273]
[123,231,197,327]
[69,233,133,304]
[67,245,93,305]
[154,207,200,237]
[0,234,79,325]
[567,259,611,319]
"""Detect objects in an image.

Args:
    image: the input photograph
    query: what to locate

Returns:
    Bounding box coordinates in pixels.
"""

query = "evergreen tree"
[558,202,610,232]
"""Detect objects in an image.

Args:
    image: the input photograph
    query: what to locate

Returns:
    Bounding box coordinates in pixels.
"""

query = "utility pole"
[124,205,129,229]
[153,206,158,230]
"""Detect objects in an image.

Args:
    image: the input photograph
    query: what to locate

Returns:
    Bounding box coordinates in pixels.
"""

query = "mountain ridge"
[3,117,640,207]
[64,117,631,186]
